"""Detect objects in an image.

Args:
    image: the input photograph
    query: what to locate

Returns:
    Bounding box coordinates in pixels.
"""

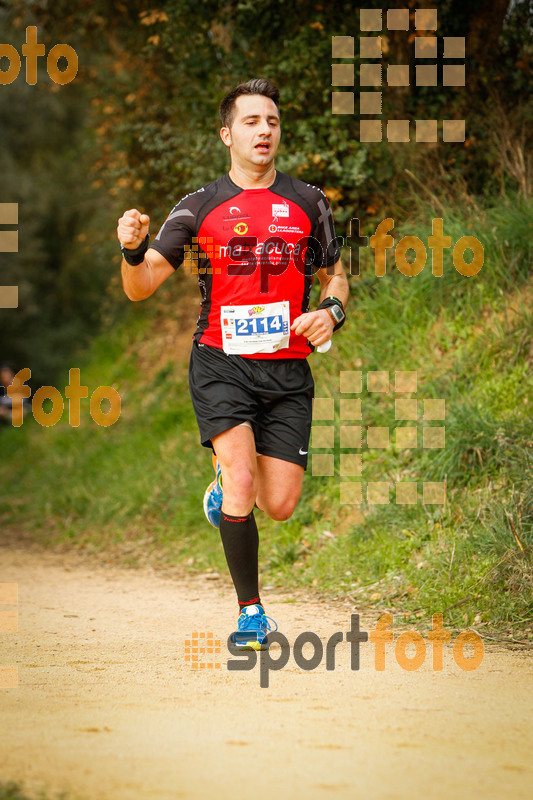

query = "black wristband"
[317,296,346,331]
[318,296,344,312]
[121,234,149,266]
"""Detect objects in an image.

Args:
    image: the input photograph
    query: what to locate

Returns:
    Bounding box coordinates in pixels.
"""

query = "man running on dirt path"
[117,78,349,650]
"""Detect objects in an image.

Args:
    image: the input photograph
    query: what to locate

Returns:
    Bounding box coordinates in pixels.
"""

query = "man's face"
[220,94,281,167]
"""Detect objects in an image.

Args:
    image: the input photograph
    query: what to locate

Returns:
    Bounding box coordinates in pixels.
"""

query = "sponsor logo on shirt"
[268,224,305,235]
[272,202,290,220]
[233,222,248,235]
[222,206,250,230]
[220,239,307,259]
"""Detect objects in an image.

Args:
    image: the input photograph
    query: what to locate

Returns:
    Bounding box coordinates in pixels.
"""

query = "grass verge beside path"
[0,782,68,800]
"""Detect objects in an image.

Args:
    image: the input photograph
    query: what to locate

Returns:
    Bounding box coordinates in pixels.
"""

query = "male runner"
[117,79,349,650]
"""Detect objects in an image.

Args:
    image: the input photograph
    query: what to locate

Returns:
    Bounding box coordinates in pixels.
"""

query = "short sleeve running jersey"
[150,171,341,359]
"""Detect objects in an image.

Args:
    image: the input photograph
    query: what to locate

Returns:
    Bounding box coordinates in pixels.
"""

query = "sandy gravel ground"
[1,544,532,800]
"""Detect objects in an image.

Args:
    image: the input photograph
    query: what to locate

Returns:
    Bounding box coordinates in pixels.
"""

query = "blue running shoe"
[203,456,223,528]
[228,604,278,651]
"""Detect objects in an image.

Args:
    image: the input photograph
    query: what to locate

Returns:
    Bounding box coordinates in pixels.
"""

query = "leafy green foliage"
[3,0,531,379]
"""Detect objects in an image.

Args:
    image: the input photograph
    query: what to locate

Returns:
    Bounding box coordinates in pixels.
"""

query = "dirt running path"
[1,545,532,800]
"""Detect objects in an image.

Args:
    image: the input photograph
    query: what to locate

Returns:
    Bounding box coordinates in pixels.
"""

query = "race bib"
[221,301,290,355]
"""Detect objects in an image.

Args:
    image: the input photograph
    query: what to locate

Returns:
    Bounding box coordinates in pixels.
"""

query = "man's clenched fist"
[117,209,150,250]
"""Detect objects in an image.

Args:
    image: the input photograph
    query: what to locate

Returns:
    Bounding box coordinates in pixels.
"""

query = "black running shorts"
[188,341,315,469]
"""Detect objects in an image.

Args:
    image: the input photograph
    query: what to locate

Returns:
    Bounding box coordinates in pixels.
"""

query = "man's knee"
[263,497,299,522]
[221,465,256,502]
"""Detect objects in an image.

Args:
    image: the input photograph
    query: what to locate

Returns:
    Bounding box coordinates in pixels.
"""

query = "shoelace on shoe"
[239,612,278,634]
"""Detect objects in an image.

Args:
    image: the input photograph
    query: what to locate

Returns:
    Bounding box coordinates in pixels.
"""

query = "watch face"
[330,304,344,323]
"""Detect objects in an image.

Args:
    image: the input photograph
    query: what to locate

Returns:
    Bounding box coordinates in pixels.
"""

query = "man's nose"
[257,119,271,135]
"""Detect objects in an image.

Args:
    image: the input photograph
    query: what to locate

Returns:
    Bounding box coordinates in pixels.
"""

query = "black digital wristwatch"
[317,296,346,331]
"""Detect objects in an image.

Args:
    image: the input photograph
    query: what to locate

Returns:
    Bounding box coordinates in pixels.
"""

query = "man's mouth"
[255,142,271,152]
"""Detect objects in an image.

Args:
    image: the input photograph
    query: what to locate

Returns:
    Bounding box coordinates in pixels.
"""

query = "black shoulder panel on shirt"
[150,175,242,270]
[269,172,316,220]
[269,172,341,269]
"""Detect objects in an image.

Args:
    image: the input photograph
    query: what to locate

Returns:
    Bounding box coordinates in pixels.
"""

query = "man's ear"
[220,127,232,147]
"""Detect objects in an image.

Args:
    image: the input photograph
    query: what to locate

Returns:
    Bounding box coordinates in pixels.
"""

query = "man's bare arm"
[315,258,349,307]
[117,208,175,301]
[120,248,175,301]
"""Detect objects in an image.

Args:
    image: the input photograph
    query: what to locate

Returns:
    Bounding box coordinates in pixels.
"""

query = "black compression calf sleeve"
[219,510,261,607]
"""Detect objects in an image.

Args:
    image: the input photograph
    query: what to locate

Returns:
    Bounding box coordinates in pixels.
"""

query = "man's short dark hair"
[219,79,280,129]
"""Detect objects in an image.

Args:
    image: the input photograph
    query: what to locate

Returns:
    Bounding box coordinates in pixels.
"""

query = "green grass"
[1,194,532,638]
[0,783,68,800]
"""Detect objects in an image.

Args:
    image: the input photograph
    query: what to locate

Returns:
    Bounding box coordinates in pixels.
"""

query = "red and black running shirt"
[150,171,341,360]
